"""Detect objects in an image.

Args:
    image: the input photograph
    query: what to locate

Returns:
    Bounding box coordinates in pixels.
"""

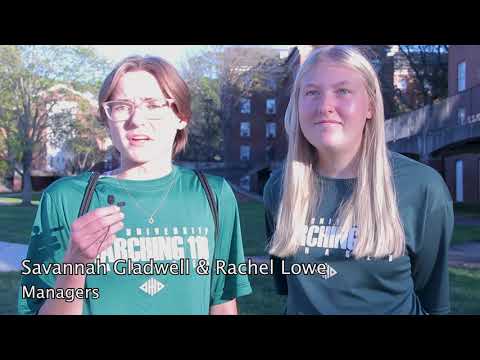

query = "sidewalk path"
[448,242,480,269]
[455,216,480,227]
[0,242,28,272]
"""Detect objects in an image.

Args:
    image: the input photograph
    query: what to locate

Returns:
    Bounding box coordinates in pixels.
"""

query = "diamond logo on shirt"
[320,263,337,280]
[139,278,165,296]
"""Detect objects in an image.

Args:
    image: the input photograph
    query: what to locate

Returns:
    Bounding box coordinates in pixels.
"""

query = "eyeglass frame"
[102,97,175,122]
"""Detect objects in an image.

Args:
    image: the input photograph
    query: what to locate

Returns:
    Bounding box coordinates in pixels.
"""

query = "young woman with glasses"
[18,55,252,315]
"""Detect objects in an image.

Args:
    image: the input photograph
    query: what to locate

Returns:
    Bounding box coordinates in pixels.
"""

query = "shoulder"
[41,172,93,203]
[175,166,233,200]
[263,168,283,211]
[389,151,452,209]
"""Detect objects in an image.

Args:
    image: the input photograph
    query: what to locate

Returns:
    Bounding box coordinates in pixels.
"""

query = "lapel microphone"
[107,194,125,208]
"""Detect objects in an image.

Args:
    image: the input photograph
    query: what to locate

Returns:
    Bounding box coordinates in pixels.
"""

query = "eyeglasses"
[102,98,174,122]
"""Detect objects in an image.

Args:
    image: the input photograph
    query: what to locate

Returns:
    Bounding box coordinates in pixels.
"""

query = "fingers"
[82,220,125,252]
[95,233,120,256]
[72,211,124,242]
[74,221,125,260]
[72,205,121,231]
[69,206,125,262]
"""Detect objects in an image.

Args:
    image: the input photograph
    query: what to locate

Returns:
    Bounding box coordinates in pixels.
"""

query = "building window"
[239,98,251,114]
[240,176,251,192]
[240,122,251,137]
[240,145,250,161]
[266,99,276,114]
[458,107,466,125]
[266,122,277,138]
[458,61,466,92]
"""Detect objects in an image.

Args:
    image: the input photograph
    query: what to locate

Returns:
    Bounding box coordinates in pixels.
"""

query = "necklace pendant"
[148,217,154,224]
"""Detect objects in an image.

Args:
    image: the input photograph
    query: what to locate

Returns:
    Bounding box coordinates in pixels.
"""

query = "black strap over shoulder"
[194,170,219,242]
[78,172,101,217]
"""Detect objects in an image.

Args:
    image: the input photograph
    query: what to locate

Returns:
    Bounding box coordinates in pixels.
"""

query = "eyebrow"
[111,97,163,102]
[303,80,353,88]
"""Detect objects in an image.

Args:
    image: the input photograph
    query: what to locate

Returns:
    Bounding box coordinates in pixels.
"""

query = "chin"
[306,135,342,150]
[122,150,154,164]
[125,147,173,164]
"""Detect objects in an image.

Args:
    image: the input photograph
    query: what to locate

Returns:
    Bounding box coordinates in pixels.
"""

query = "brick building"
[442,45,480,202]
[221,46,290,194]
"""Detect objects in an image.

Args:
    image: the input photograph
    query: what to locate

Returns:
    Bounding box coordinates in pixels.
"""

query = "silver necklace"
[114,173,177,224]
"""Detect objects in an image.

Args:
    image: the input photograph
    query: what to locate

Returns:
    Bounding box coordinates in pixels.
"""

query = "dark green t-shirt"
[263,152,454,315]
[18,166,252,315]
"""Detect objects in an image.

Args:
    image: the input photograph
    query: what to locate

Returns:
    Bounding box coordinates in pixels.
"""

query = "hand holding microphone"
[65,194,126,265]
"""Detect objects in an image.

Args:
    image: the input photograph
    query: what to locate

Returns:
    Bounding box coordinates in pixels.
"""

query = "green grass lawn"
[0,205,38,244]
[238,201,267,256]
[0,272,21,315]
[449,267,480,314]
[237,275,286,315]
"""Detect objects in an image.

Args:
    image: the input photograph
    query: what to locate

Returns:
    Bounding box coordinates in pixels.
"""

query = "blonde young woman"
[263,46,454,315]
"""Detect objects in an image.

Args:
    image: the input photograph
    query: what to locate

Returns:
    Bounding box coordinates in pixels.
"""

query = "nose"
[317,92,335,115]
[127,106,148,127]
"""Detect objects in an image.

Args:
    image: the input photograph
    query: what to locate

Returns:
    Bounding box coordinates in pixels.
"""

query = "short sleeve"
[17,192,70,315]
[210,180,252,305]
[411,192,454,315]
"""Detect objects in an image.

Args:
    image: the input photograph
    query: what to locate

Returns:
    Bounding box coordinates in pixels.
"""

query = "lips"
[128,134,152,141]
[314,120,342,125]
[127,134,152,146]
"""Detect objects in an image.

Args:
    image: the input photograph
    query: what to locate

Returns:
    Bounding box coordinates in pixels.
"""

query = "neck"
[315,144,362,179]
[113,157,173,180]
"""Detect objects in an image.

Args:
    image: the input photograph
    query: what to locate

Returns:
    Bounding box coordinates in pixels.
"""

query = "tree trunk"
[21,149,33,206]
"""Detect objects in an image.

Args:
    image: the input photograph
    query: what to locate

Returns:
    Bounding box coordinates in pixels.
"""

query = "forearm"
[209,299,238,315]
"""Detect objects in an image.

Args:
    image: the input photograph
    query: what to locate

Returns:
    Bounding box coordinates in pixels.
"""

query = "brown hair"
[98,55,191,157]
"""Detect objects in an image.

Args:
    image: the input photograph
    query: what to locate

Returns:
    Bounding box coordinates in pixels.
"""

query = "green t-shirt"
[18,166,252,315]
[263,152,454,315]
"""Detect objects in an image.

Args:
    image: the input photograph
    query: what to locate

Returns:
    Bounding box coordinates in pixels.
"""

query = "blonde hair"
[269,46,405,259]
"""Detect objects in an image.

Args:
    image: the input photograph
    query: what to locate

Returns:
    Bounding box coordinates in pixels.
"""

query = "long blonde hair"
[268,46,405,259]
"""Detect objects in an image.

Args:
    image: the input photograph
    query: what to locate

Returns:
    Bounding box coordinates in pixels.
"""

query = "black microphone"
[107,194,125,207]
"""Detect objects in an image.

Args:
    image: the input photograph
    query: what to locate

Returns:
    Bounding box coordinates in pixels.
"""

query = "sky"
[89,45,292,67]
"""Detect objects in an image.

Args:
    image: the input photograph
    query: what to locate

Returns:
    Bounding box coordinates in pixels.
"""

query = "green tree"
[0,45,110,205]
[396,45,449,111]
[48,94,109,175]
